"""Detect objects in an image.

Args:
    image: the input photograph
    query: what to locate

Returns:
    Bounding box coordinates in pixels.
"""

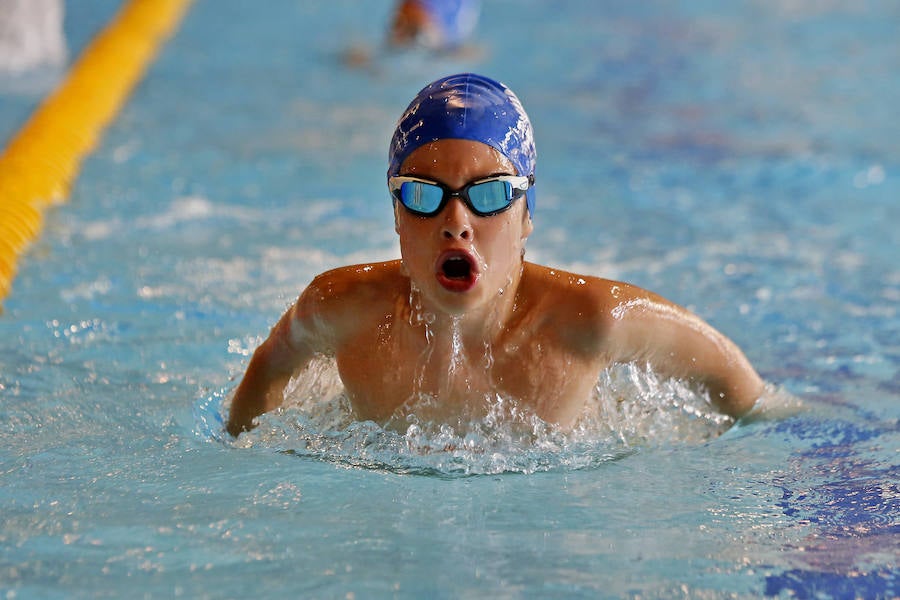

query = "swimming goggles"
[388,174,534,217]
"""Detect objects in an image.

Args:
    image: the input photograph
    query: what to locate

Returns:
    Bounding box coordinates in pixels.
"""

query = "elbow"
[707,373,765,419]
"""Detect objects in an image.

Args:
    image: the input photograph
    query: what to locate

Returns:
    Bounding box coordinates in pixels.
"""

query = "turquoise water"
[1,1,897,597]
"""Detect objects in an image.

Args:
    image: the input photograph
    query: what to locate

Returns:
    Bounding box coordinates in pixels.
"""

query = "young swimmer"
[387,0,481,51]
[343,1,481,71]
[226,73,764,437]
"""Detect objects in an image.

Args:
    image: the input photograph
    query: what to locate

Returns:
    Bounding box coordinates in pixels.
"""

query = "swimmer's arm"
[226,291,327,437]
[599,286,764,418]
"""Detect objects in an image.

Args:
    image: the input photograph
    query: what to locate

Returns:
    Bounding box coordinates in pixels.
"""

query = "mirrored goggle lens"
[467,180,515,214]
[398,181,444,214]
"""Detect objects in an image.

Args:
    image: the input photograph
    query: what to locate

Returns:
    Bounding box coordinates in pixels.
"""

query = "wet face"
[394,138,534,316]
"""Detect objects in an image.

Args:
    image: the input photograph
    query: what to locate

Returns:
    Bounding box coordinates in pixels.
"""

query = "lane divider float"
[0,0,193,305]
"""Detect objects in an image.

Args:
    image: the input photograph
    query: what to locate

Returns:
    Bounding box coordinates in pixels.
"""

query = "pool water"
[1,0,897,597]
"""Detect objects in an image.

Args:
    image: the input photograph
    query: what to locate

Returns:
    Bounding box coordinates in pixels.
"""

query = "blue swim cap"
[388,73,537,216]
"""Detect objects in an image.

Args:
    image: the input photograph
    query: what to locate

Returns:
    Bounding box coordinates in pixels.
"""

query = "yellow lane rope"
[0,0,193,305]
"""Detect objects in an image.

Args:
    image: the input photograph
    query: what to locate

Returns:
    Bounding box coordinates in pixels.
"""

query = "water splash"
[447,315,464,386]
[406,281,435,333]
[481,339,494,370]
[197,357,753,476]
[586,363,735,445]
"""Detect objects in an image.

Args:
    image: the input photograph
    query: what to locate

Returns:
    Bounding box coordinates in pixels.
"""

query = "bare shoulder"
[292,260,405,346]
[303,260,404,305]
[519,263,672,353]
[521,262,656,314]
[519,263,763,417]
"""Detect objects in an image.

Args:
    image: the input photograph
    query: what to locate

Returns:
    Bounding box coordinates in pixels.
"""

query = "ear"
[393,201,401,234]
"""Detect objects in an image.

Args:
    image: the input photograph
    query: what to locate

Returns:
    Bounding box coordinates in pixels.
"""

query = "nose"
[441,196,473,240]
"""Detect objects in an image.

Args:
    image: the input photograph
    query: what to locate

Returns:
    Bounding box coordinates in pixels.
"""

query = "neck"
[407,262,526,351]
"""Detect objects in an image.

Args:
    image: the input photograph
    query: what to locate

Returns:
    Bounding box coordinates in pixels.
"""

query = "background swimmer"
[342,0,482,69]
[387,0,480,51]
[0,0,66,74]
[226,73,765,437]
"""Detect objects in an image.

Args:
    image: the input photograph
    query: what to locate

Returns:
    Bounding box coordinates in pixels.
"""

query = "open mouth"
[435,250,479,292]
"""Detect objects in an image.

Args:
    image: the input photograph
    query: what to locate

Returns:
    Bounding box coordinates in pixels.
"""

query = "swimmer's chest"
[333,323,600,425]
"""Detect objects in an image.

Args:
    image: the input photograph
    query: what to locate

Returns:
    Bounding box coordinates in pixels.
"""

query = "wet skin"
[226,140,764,436]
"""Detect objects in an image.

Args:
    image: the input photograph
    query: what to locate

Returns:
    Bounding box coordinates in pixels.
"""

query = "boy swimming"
[226,73,764,437]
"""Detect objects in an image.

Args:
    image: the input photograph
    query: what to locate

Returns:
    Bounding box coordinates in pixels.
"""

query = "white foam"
[219,357,743,475]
